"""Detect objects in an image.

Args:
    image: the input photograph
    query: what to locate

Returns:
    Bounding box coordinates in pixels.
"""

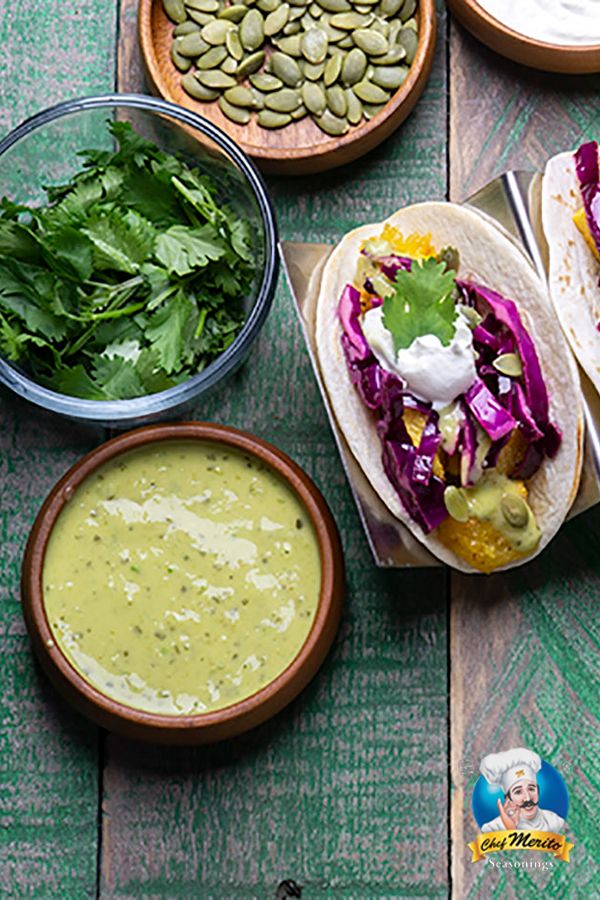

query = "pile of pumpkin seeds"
[163,0,419,134]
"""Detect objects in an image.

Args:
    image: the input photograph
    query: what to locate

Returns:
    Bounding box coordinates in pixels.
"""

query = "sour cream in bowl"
[21,423,344,744]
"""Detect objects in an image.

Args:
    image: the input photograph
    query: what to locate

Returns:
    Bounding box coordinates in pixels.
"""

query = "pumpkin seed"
[292,103,308,119]
[250,72,284,90]
[187,9,213,24]
[221,55,239,73]
[171,42,193,71]
[326,83,347,116]
[173,21,201,35]
[270,51,302,85]
[323,51,342,85]
[404,16,417,31]
[302,80,326,113]
[201,19,236,44]
[283,21,302,33]
[371,19,390,37]
[354,4,371,12]
[341,46,367,84]
[265,3,290,34]
[399,0,416,21]
[397,25,418,63]
[315,0,351,12]
[330,11,372,28]
[289,5,306,18]
[303,60,325,79]
[240,8,265,49]
[185,0,219,11]
[219,4,248,20]
[197,45,228,68]
[380,0,402,12]
[375,45,406,65]
[258,109,293,127]
[178,31,212,56]
[265,87,302,111]
[370,64,408,89]
[352,79,389,102]
[197,69,237,88]
[288,0,308,6]
[444,486,470,523]
[493,353,523,377]
[321,20,346,41]
[362,101,384,119]
[352,28,388,55]
[345,87,363,124]
[236,49,266,76]
[258,0,279,9]
[314,108,349,135]
[275,34,302,55]
[251,88,266,107]
[301,27,329,63]
[218,95,252,123]
[338,35,353,47]
[500,494,529,529]
[163,0,187,24]
[226,28,244,59]
[224,85,257,106]
[309,2,322,15]
[181,73,220,99]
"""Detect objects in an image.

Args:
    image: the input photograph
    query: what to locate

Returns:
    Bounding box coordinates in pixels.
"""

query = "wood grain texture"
[0,1,117,894]
[449,21,600,202]
[100,3,450,896]
[449,19,600,898]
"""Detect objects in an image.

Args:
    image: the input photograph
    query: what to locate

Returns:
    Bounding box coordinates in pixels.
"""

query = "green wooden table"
[1,2,599,896]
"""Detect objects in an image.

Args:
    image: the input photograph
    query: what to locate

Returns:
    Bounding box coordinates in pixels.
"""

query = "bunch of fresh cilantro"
[0,121,256,400]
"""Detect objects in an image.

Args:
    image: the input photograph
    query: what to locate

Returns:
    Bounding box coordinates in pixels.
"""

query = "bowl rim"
[21,422,345,744]
[138,0,437,168]
[449,0,600,59]
[0,94,279,421]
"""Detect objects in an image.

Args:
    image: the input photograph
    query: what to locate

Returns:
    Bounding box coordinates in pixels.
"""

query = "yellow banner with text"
[468,830,573,863]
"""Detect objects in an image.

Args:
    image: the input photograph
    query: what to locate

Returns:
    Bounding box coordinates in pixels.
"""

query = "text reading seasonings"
[43,441,321,715]
[164,0,420,132]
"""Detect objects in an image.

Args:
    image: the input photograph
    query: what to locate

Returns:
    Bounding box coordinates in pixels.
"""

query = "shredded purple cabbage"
[574,141,600,255]
[464,378,516,442]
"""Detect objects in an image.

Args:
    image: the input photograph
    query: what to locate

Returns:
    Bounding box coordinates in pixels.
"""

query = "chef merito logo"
[469,747,574,863]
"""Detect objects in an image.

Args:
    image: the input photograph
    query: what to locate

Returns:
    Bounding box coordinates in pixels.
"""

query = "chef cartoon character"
[480,747,565,833]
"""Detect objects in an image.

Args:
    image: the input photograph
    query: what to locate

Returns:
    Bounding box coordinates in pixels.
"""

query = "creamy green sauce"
[462,471,541,552]
[43,441,321,716]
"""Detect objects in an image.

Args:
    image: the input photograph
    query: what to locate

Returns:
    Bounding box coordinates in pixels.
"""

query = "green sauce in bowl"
[43,440,321,715]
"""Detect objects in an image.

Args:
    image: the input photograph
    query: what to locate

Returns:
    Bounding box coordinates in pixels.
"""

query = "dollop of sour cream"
[362,306,477,406]
[477,0,600,46]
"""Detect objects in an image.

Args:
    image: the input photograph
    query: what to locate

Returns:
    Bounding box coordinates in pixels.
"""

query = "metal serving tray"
[280,172,600,567]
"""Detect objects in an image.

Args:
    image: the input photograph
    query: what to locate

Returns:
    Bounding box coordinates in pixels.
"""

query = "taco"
[315,202,583,573]
[542,140,600,394]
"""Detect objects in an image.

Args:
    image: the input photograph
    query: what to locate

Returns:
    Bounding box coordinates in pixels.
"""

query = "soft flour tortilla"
[542,150,600,395]
[315,201,583,573]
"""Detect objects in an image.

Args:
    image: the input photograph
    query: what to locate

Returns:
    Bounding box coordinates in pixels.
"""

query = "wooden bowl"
[21,422,344,744]
[138,0,436,175]
[448,0,600,73]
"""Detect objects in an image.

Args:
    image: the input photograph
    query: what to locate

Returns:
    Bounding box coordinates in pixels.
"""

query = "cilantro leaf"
[382,258,457,351]
[83,210,155,274]
[145,292,196,374]
[91,356,145,400]
[155,225,224,276]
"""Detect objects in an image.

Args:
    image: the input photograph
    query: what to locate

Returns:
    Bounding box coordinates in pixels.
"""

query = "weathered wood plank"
[0,1,118,894]
[100,3,450,897]
[449,20,600,898]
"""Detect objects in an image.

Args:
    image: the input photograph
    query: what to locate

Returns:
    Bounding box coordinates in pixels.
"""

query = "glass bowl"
[0,94,278,428]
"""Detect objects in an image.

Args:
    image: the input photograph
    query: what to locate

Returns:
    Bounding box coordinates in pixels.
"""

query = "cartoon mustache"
[516,800,537,809]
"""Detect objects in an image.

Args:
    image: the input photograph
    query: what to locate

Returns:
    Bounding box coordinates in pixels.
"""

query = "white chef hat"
[480,747,541,794]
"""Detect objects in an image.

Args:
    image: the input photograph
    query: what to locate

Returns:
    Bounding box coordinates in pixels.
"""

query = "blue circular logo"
[472,759,568,829]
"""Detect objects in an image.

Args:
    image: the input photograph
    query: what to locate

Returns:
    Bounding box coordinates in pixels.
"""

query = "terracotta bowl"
[21,422,344,744]
[138,0,437,175]
[448,0,600,73]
